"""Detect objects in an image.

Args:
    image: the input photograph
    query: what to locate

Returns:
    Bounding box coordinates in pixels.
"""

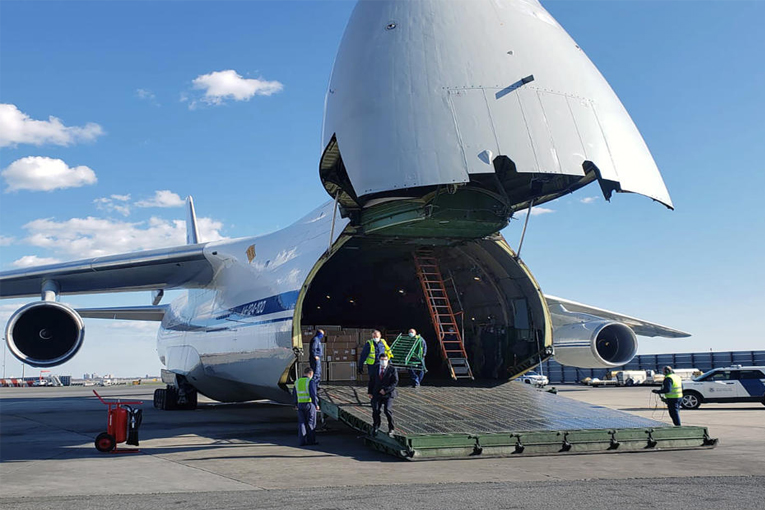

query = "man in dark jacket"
[309,329,324,387]
[367,353,398,437]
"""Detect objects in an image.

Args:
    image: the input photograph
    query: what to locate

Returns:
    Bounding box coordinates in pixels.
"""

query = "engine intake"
[5,302,85,367]
[553,321,637,368]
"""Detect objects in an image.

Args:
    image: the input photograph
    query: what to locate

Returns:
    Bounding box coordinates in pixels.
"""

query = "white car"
[681,365,765,409]
[516,371,549,387]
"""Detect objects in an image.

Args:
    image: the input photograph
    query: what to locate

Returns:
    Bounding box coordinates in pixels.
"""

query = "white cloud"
[515,207,555,218]
[136,88,160,106]
[580,196,598,204]
[2,156,97,192]
[189,70,283,107]
[11,255,61,268]
[0,235,14,246]
[21,215,226,259]
[0,103,104,147]
[94,194,132,216]
[135,190,184,208]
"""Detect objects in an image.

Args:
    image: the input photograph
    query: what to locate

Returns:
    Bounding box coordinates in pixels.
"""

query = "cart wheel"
[95,432,116,452]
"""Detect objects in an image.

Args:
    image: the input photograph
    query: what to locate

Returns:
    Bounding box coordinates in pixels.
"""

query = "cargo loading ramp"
[318,382,717,460]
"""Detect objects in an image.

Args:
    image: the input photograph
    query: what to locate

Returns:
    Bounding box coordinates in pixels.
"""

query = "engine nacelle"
[553,321,637,369]
[5,302,85,367]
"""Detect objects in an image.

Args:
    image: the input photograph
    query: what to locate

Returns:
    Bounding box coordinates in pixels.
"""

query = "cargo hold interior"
[295,235,550,382]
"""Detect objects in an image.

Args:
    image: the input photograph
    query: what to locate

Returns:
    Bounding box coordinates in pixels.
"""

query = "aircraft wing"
[0,244,213,299]
[545,295,690,338]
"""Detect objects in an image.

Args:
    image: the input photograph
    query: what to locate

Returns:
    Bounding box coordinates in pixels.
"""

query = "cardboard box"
[329,362,357,381]
[296,361,328,379]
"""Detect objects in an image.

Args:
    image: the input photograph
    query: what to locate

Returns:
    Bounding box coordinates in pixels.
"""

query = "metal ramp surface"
[318,382,717,460]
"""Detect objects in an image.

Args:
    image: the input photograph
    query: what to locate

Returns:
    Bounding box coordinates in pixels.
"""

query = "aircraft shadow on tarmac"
[620,407,764,412]
[0,393,397,464]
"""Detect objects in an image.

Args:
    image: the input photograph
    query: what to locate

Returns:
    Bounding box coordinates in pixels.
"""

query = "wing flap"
[545,295,690,338]
[0,244,212,298]
[76,305,167,321]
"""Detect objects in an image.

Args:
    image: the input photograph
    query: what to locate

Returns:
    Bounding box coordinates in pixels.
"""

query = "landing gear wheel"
[95,432,116,452]
[682,392,701,410]
[154,385,197,410]
[183,389,198,410]
[153,388,166,409]
[153,387,176,410]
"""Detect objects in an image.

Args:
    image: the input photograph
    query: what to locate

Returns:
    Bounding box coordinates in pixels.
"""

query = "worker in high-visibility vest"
[293,366,320,446]
[406,328,427,388]
[653,366,684,426]
[357,330,393,381]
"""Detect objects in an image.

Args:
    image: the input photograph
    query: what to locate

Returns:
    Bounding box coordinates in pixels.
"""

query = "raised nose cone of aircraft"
[320,0,673,238]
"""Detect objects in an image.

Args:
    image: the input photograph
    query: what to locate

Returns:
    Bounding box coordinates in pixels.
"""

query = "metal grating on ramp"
[318,382,717,459]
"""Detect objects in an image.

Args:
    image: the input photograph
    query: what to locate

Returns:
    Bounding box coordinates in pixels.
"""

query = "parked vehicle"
[681,365,765,409]
[615,369,660,386]
[516,371,549,387]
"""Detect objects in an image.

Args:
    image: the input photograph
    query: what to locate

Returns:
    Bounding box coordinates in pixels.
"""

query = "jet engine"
[553,321,637,369]
[5,302,85,367]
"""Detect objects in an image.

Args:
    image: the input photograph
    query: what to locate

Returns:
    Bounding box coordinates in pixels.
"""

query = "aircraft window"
[739,370,765,380]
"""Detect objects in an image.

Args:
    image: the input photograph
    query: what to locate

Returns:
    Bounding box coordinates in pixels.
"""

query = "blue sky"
[1,1,763,377]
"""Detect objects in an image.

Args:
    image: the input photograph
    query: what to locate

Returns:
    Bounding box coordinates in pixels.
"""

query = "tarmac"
[1,384,764,509]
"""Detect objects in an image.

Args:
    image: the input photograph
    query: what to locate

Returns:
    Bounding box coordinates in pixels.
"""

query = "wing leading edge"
[0,244,212,299]
[545,295,690,338]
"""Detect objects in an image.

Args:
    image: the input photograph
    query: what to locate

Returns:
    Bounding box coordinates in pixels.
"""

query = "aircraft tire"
[153,388,165,409]
[164,386,177,410]
[184,389,198,410]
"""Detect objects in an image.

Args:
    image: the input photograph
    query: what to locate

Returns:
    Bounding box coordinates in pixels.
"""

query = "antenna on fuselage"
[185,196,200,245]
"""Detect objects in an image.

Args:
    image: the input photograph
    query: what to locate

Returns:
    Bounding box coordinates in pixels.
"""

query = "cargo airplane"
[0,0,688,409]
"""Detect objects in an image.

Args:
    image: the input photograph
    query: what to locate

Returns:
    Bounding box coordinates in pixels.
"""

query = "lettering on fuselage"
[219,290,300,320]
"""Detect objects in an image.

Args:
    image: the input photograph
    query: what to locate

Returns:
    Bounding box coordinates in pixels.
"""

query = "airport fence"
[539,350,765,384]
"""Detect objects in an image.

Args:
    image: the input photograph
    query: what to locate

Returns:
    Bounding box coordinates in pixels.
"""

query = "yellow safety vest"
[665,373,683,399]
[295,377,312,403]
[364,339,393,365]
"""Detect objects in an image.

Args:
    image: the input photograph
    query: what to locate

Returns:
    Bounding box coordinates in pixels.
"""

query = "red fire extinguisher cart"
[93,390,143,453]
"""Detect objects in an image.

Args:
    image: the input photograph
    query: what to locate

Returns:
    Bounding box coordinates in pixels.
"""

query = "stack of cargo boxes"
[299,326,380,382]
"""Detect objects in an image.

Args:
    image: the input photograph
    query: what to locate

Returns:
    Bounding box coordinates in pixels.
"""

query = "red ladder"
[413,248,474,380]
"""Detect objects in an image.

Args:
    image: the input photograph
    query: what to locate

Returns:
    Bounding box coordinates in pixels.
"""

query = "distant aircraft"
[1,0,688,409]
